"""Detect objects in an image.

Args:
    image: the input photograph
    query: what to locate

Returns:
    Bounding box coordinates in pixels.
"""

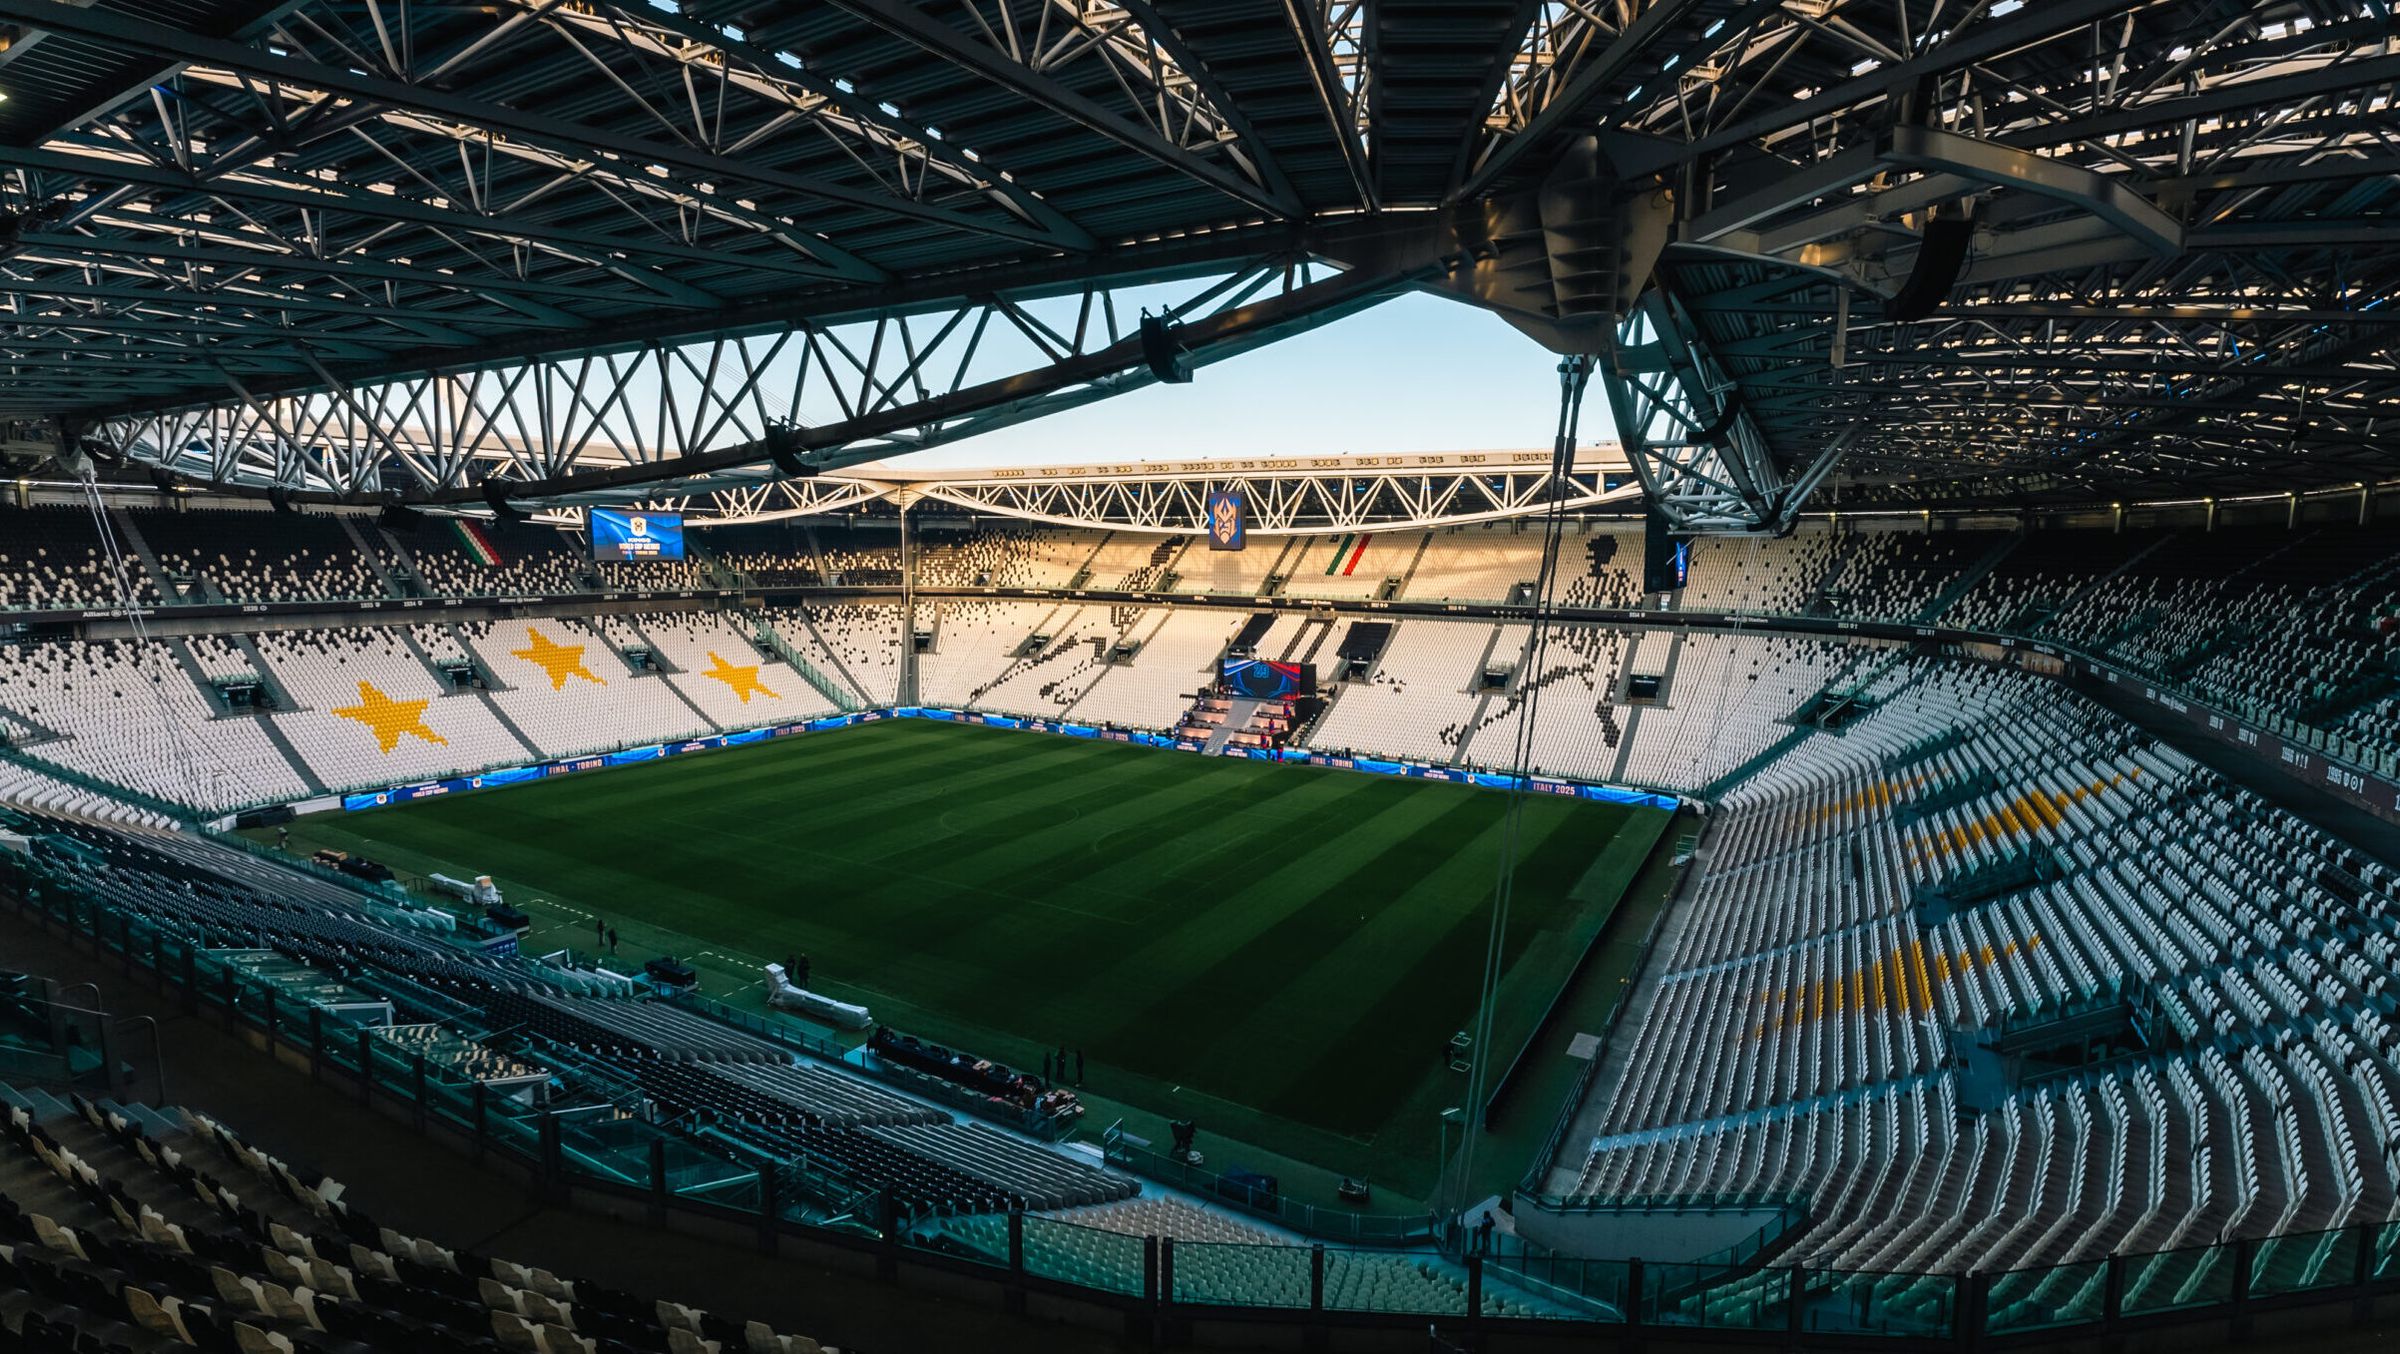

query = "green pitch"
[298,719,1666,1172]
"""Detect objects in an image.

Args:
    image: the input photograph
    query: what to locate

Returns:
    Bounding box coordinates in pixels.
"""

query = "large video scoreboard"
[590,508,685,561]
[1222,656,1314,699]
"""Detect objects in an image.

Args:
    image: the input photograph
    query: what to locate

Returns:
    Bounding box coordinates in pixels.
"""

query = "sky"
[883,290,1615,469]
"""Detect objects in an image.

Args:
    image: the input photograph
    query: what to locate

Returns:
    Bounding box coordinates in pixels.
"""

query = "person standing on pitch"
[1075,1049,1086,1086]
[797,954,811,989]
[595,917,606,946]
[1042,1051,1054,1083]
[606,926,619,955]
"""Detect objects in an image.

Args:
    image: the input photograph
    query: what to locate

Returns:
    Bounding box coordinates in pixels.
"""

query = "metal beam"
[0,0,1057,263]
[535,0,1097,252]
[1681,146,1882,245]
[0,142,738,306]
[16,230,631,312]
[456,260,1412,505]
[814,0,1300,218]
[1881,126,2183,258]
[905,463,1638,534]
[1601,283,1845,534]
[1458,0,1712,198]
[101,251,1421,504]
[1610,0,2170,178]
[1115,0,1303,211]
[1999,51,2400,152]
[1281,0,1378,209]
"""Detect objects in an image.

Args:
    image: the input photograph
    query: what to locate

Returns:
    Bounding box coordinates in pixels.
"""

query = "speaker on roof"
[482,478,525,522]
[147,466,177,493]
[380,503,425,534]
[1139,313,1191,384]
[767,430,817,479]
[1885,206,1975,323]
[268,488,295,515]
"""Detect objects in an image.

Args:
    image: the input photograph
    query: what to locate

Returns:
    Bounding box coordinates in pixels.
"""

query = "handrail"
[1099,1124,1435,1245]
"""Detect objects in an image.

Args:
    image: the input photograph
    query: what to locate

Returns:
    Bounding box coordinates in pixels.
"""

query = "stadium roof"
[0,0,2394,524]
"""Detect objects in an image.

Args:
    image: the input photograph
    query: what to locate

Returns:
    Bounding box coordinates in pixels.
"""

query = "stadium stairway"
[223,635,304,716]
[1801,532,1868,614]
[247,715,330,799]
[749,622,857,713]
[1254,537,1302,594]
[370,527,433,599]
[1393,531,1436,598]
[332,516,405,600]
[1696,647,1900,799]
[684,535,744,591]
[383,626,545,762]
[1062,532,1113,591]
[0,702,64,750]
[798,523,832,584]
[468,689,546,763]
[594,616,684,675]
[442,624,517,693]
[1916,530,2022,622]
[1271,617,1314,662]
[1604,621,1685,785]
[1200,698,1261,754]
[100,506,177,602]
[605,619,731,734]
[159,639,223,710]
[783,611,876,709]
[1446,625,1515,767]
[392,627,453,690]
[1294,617,1338,670]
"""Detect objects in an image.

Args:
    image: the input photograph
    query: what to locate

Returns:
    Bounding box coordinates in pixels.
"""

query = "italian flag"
[451,519,503,567]
[1325,532,1369,576]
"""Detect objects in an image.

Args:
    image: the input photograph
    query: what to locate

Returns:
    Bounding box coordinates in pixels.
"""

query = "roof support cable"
[75,469,230,813]
[1452,353,1592,1218]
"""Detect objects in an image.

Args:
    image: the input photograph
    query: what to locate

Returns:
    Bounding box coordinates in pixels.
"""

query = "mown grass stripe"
[317,719,1663,1151]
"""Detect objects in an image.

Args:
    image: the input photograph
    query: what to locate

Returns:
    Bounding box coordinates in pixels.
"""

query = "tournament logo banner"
[1221,656,1311,698]
[1205,489,1246,552]
[590,508,686,561]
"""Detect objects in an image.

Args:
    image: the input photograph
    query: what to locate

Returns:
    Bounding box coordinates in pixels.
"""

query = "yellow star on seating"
[511,626,603,691]
[698,651,780,705]
[331,681,447,754]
